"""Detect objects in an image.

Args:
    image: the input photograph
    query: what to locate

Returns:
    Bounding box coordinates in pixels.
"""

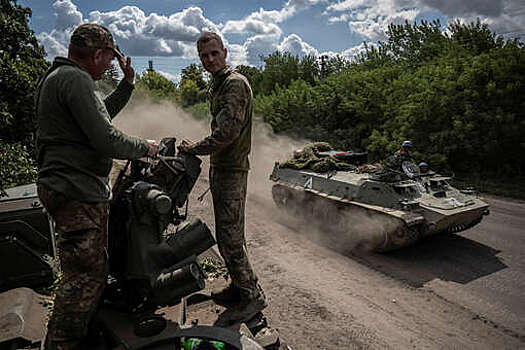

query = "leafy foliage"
[101,62,120,88]
[180,63,207,90]
[0,141,37,195]
[0,0,48,144]
[135,70,178,102]
[256,20,525,180]
[179,78,206,107]
[0,0,48,193]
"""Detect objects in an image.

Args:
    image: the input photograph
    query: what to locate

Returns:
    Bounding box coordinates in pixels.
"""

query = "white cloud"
[168,6,221,34]
[285,0,324,11]
[278,34,318,57]
[446,1,525,40]
[37,30,69,58]
[52,0,83,30]
[143,13,200,42]
[220,0,325,66]
[39,0,338,68]
[327,13,351,24]
[324,0,421,41]
[233,33,318,67]
[157,70,181,83]
[40,0,222,59]
[404,0,505,17]
[221,7,291,42]
[243,33,281,65]
[341,42,375,61]
[226,44,249,67]
[223,19,282,36]
[221,0,323,37]
[323,0,525,61]
[325,0,370,12]
[392,0,524,39]
[249,7,295,23]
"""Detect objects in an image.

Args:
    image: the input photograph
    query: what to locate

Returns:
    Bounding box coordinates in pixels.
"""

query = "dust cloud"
[113,95,303,199]
[114,98,209,146]
[114,95,395,254]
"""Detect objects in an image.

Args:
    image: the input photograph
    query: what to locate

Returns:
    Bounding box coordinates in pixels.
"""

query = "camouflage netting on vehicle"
[279,142,357,173]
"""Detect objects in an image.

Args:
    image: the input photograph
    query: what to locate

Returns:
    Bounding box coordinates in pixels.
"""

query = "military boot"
[214,286,267,327]
[211,283,241,307]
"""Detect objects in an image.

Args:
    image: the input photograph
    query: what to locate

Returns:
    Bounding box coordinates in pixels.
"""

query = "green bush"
[135,71,178,103]
[0,141,37,194]
[180,79,206,107]
[0,0,48,192]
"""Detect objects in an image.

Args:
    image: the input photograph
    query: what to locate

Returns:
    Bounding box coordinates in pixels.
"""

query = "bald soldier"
[35,23,159,349]
[178,31,267,325]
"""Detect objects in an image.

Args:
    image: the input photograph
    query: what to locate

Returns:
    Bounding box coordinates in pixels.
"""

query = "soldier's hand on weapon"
[178,139,195,153]
[147,139,160,158]
[117,54,135,84]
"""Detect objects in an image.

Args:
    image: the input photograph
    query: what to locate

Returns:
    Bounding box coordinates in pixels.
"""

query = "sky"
[21,0,525,82]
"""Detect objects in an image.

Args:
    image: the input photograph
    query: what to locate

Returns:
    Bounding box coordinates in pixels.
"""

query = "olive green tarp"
[279,142,357,173]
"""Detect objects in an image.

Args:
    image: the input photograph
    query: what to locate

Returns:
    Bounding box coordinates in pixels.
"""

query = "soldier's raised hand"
[117,55,135,84]
[178,139,195,153]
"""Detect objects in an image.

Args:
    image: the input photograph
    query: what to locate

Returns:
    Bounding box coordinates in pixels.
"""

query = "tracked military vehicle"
[270,144,489,252]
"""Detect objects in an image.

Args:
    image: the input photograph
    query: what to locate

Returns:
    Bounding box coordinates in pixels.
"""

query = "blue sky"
[21,0,525,82]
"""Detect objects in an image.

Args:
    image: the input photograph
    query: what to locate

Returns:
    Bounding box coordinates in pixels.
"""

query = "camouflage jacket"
[35,57,148,202]
[383,150,414,170]
[190,66,253,171]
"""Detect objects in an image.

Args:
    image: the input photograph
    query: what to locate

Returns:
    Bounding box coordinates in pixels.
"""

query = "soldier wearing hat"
[35,23,159,349]
[384,140,415,171]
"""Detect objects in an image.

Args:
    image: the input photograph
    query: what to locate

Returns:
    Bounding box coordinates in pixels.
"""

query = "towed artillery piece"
[270,144,489,252]
[0,138,271,349]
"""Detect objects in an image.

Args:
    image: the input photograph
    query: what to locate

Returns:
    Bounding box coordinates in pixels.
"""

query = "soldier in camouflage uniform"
[35,24,159,350]
[384,140,414,171]
[179,32,266,325]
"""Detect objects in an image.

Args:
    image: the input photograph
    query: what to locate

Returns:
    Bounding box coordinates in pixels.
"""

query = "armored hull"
[270,165,489,252]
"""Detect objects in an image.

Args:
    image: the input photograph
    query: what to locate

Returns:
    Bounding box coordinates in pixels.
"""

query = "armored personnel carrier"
[270,144,489,252]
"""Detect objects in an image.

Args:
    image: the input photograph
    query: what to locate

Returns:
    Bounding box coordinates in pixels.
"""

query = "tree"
[0,0,48,144]
[380,19,448,69]
[0,0,48,193]
[101,62,120,88]
[180,63,207,90]
[179,79,204,107]
[236,65,263,96]
[320,55,350,78]
[448,19,504,55]
[135,70,178,101]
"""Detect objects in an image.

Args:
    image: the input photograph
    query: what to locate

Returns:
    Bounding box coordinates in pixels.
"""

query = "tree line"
[251,20,525,180]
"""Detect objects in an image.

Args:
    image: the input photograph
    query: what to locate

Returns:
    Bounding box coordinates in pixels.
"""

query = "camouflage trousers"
[37,184,109,347]
[210,168,259,298]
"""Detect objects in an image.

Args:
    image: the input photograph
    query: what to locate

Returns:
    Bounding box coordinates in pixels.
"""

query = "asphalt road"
[351,195,525,337]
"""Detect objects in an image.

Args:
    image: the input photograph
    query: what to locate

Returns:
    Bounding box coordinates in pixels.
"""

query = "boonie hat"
[70,23,124,59]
